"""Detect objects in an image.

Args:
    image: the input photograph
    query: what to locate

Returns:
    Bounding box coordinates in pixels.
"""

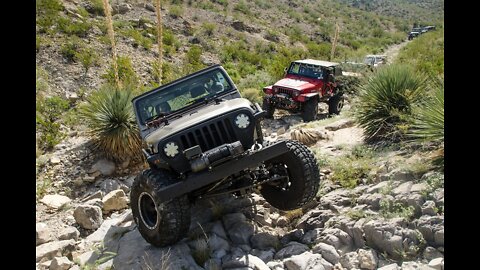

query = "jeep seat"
[191,85,206,98]
[155,101,171,115]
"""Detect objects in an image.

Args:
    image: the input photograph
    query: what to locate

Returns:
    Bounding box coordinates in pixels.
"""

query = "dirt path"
[383,40,410,64]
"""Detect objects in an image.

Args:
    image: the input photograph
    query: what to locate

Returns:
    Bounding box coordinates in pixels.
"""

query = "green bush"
[123,29,153,50]
[76,47,99,76]
[102,56,139,87]
[36,0,63,32]
[239,88,262,103]
[36,67,49,95]
[355,65,427,143]
[169,5,183,18]
[86,0,105,16]
[80,86,142,162]
[36,96,70,150]
[57,17,91,37]
[409,77,444,143]
[397,30,444,75]
[237,70,275,91]
[234,0,251,16]
[60,37,83,62]
[202,22,216,36]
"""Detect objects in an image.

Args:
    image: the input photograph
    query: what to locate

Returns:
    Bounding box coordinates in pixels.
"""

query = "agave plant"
[355,65,427,143]
[409,76,444,168]
[80,85,142,162]
[409,76,444,142]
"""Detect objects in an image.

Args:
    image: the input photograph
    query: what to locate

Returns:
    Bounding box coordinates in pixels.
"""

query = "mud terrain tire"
[131,169,191,247]
[302,98,318,122]
[261,140,320,210]
[262,98,275,119]
[328,94,344,115]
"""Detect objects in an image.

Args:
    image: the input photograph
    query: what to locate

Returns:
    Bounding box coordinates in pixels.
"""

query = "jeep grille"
[179,119,238,151]
[275,87,295,96]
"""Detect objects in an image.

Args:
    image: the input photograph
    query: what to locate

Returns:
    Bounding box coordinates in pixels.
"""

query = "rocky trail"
[36,100,444,270]
[383,40,410,65]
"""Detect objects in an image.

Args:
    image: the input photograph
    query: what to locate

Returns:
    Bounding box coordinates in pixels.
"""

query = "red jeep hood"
[273,77,319,90]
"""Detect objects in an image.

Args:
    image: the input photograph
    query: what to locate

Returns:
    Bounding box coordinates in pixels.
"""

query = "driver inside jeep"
[205,76,224,94]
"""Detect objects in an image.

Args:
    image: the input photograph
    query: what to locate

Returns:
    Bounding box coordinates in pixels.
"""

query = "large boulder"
[102,189,128,213]
[357,249,378,270]
[312,242,340,265]
[49,256,73,270]
[113,229,203,270]
[36,240,76,263]
[89,159,116,176]
[283,251,331,270]
[222,213,255,245]
[36,223,53,246]
[274,241,309,260]
[250,232,279,250]
[73,205,103,230]
[40,195,71,209]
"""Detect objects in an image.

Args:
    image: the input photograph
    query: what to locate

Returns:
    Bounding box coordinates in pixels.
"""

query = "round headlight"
[164,142,179,158]
[235,113,250,129]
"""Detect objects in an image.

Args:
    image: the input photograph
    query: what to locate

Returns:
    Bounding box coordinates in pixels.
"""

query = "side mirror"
[284,67,287,73]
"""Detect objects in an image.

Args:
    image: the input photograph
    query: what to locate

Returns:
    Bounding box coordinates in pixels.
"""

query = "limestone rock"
[73,205,103,230]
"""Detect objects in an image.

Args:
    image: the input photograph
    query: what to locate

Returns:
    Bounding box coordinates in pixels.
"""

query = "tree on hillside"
[102,0,120,88]
[155,0,163,85]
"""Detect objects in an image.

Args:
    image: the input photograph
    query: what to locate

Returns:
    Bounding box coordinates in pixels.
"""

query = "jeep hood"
[273,77,319,90]
[145,98,254,146]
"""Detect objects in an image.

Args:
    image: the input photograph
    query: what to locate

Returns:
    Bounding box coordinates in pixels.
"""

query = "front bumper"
[153,140,289,204]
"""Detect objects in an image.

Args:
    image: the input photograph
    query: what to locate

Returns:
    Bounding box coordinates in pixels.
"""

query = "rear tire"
[261,140,320,210]
[328,95,344,115]
[262,98,275,119]
[302,98,318,122]
[130,169,191,247]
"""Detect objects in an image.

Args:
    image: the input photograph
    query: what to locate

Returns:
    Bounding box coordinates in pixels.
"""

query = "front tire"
[261,140,320,210]
[328,94,344,115]
[262,98,275,119]
[130,169,191,247]
[302,98,319,122]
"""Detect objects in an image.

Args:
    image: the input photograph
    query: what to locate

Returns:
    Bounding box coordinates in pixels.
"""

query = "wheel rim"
[337,99,344,111]
[268,163,292,191]
[138,192,159,230]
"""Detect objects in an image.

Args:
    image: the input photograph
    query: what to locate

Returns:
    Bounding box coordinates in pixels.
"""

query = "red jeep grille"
[275,87,295,96]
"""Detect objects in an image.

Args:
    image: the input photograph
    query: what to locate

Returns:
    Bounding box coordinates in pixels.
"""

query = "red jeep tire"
[302,98,318,122]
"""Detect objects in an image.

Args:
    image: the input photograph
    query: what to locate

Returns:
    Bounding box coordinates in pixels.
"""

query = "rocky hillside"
[36,103,444,270]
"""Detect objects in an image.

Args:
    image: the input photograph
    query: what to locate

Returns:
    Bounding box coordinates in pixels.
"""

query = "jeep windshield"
[287,62,324,79]
[136,69,233,126]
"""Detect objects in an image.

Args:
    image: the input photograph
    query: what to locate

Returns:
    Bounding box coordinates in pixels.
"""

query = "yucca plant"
[355,65,427,143]
[409,76,444,167]
[80,85,142,162]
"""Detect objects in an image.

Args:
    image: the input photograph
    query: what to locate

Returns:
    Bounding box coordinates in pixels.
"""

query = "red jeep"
[262,59,345,121]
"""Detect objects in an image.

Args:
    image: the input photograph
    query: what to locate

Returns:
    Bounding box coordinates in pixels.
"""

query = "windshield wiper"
[144,112,170,127]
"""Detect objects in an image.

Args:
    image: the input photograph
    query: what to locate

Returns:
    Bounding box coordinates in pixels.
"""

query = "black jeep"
[130,65,320,246]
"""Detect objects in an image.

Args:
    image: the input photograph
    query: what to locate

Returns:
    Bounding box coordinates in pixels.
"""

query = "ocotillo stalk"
[155,0,163,85]
[330,22,339,61]
[102,0,120,88]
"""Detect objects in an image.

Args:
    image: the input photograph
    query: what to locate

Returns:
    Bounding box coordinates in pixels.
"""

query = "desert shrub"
[182,45,205,74]
[36,0,63,32]
[85,0,105,16]
[80,85,142,161]
[123,28,152,50]
[237,70,275,91]
[239,88,262,103]
[76,47,99,76]
[36,96,70,150]
[60,36,83,62]
[355,65,427,143]
[169,5,183,18]
[329,153,374,189]
[36,67,50,95]
[202,22,216,36]
[102,56,139,87]
[57,17,91,37]
[234,0,251,15]
[336,75,362,95]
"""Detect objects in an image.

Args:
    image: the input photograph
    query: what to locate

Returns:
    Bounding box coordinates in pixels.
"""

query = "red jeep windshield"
[287,62,324,79]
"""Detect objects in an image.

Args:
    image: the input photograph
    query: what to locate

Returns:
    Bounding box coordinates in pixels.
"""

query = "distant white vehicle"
[364,55,387,68]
